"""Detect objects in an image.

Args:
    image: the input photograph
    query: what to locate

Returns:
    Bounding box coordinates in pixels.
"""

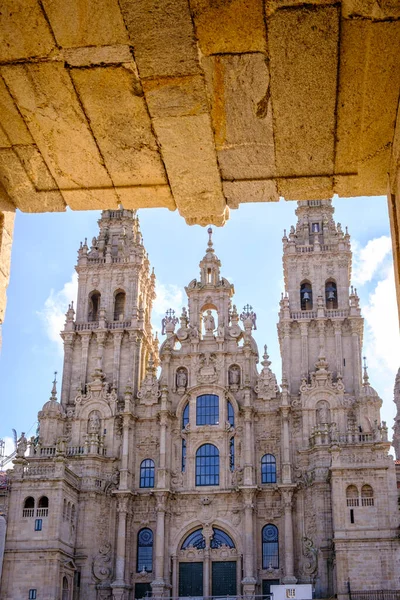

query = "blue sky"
[1,196,399,457]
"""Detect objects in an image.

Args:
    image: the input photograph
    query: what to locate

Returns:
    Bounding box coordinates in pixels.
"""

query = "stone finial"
[51,371,58,400]
[161,308,179,335]
[240,304,257,330]
[363,356,369,385]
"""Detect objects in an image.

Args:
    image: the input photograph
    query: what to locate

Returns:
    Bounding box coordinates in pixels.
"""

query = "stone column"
[203,547,211,597]
[300,322,309,377]
[351,323,362,394]
[334,321,343,374]
[113,331,123,390]
[172,555,178,598]
[318,320,325,356]
[280,406,292,484]
[281,322,291,383]
[243,406,254,486]
[80,332,91,390]
[152,493,168,598]
[60,333,75,405]
[241,489,257,596]
[96,330,107,371]
[281,487,297,584]
[111,494,132,599]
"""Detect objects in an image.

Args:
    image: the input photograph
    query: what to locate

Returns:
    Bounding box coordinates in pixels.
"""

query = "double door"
[179,561,237,597]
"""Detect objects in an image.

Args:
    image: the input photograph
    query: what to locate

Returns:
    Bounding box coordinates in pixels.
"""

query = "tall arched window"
[140,459,155,488]
[62,577,69,600]
[88,291,101,322]
[196,444,219,486]
[196,394,219,425]
[262,524,279,569]
[137,528,153,572]
[325,280,338,308]
[346,485,359,507]
[38,496,49,517]
[261,454,276,484]
[23,497,35,517]
[113,291,126,321]
[361,484,374,506]
[182,403,189,429]
[300,282,313,310]
[227,401,235,427]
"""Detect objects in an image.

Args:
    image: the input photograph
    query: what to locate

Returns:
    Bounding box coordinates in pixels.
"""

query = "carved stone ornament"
[137,357,160,404]
[196,352,221,384]
[302,537,318,578]
[75,372,118,410]
[255,346,279,400]
[92,542,113,582]
[300,355,344,397]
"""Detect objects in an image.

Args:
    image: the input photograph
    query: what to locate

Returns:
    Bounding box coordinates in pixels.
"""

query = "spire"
[206,227,214,255]
[363,356,370,385]
[51,371,58,400]
[199,226,221,286]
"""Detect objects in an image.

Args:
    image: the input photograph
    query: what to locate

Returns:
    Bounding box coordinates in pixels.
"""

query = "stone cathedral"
[1,201,399,600]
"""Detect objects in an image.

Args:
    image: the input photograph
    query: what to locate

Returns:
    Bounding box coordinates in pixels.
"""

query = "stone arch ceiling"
[0,0,398,228]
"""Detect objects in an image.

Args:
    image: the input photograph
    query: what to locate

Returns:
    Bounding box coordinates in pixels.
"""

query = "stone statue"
[203,310,215,333]
[88,412,101,434]
[16,432,28,457]
[229,366,240,385]
[317,401,330,424]
[176,369,188,388]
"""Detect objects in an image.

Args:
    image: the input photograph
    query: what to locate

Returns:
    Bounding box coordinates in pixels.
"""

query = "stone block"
[62,45,133,68]
[0,148,65,211]
[143,75,208,119]
[190,0,266,55]
[62,188,119,210]
[14,145,58,191]
[341,0,400,20]
[71,66,166,187]
[268,5,339,177]
[0,77,33,146]
[0,0,55,62]
[41,0,128,47]
[278,176,333,200]
[116,186,176,210]
[119,0,199,78]
[1,63,113,190]
[203,54,276,180]
[223,180,278,208]
[0,126,10,149]
[152,113,227,226]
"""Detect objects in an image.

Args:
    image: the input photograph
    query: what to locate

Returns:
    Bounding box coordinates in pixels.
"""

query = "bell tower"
[60,209,157,406]
[278,199,363,396]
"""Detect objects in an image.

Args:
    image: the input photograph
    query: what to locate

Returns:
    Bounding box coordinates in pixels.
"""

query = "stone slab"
[143,75,208,119]
[152,114,227,225]
[203,54,276,180]
[223,180,278,208]
[278,176,334,200]
[62,188,119,210]
[71,65,166,187]
[1,63,113,190]
[268,5,339,177]
[0,76,33,146]
[116,186,176,210]
[0,0,55,62]
[0,126,10,149]
[62,45,133,68]
[119,0,199,78]
[41,0,128,48]
[190,0,266,55]
[14,145,58,191]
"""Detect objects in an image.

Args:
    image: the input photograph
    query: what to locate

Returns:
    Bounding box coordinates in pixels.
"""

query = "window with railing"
[346,485,359,507]
[22,496,35,518]
[361,484,374,506]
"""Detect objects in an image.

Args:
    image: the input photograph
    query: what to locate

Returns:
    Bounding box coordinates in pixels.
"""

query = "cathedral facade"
[1,201,399,600]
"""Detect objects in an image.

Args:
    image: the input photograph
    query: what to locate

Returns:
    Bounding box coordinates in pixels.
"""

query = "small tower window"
[300,282,313,310]
[88,291,101,322]
[346,485,359,507]
[361,484,374,506]
[312,222,320,233]
[207,268,212,283]
[23,497,35,517]
[37,496,49,517]
[34,519,42,531]
[62,577,69,600]
[114,291,126,321]
[29,591,37,600]
[325,280,338,309]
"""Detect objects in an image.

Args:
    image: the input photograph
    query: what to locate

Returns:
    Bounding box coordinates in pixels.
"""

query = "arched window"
[182,439,187,473]
[137,528,153,572]
[196,444,219,486]
[38,496,49,517]
[196,394,219,425]
[88,291,101,322]
[140,459,155,488]
[346,485,359,507]
[227,401,235,427]
[262,524,279,569]
[211,527,235,549]
[229,437,235,471]
[182,403,189,429]
[361,484,374,506]
[261,454,276,484]
[114,291,126,321]
[181,528,206,549]
[62,577,69,600]
[23,497,35,517]
[300,282,313,310]
[325,280,338,308]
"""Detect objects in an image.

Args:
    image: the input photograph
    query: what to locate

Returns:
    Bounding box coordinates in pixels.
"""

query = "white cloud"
[152,281,184,336]
[352,235,392,286]
[38,272,78,353]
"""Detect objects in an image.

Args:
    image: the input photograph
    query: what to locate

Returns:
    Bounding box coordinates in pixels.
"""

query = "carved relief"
[92,542,113,583]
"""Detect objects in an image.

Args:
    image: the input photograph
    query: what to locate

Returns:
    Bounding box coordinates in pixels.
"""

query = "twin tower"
[1,201,399,600]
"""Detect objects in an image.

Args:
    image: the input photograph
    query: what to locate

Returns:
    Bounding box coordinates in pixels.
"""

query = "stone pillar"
[281,322,291,383]
[80,332,91,391]
[152,493,168,598]
[281,406,292,484]
[334,321,343,374]
[172,555,178,598]
[243,405,254,486]
[281,487,297,584]
[300,321,309,377]
[113,331,123,390]
[96,330,107,370]
[241,489,257,596]
[351,323,362,394]
[111,494,132,599]
[318,320,325,356]
[203,547,211,597]
[60,333,75,405]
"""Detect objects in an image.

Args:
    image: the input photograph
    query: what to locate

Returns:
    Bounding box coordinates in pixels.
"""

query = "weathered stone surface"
[0,126,10,149]
[268,5,339,177]
[152,114,227,225]
[71,66,166,187]
[143,75,208,119]
[116,185,176,210]
[223,180,278,208]
[0,189,15,324]
[0,148,65,211]
[279,176,334,201]
[119,0,199,78]
[0,0,55,62]
[61,189,119,211]
[13,145,58,191]
[203,54,275,180]
[191,0,266,55]
[62,45,133,68]
[1,63,113,190]
[42,0,128,47]
[0,77,33,146]
[341,0,400,20]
